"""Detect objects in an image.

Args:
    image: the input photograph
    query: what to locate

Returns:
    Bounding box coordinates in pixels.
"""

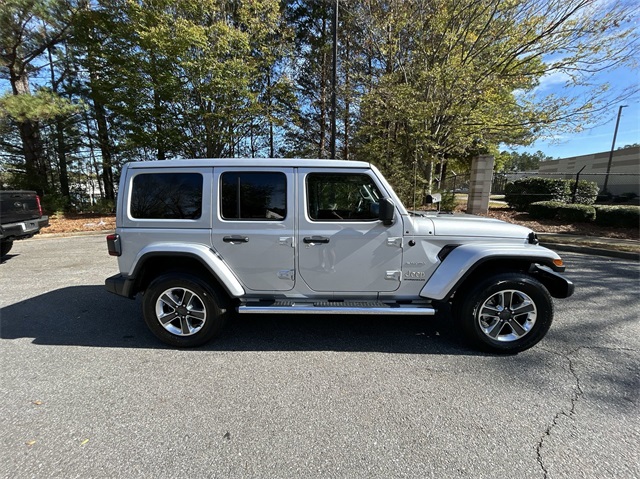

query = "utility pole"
[603,104,627,194]
[330,0,338,159]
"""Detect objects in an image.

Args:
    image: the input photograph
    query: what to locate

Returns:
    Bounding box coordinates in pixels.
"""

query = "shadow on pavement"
[0,253,19,264]
[1,286,478,355]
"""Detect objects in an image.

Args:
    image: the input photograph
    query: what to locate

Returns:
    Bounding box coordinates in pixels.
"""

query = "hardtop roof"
[125,158,372,169]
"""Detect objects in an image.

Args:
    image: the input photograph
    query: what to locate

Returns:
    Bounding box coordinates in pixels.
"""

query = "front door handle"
[303,236,330,244]
[223,236,249,243]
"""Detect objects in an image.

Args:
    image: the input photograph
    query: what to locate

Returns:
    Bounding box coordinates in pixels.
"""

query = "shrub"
[505,177,569,211]
[40,193,70,215]
[569,180,599,205]
[505,177,599,211]
[89,198,116,214]
[528,201,564,220]
[557,204,596,222]
[594,205,640,228]
[437,190,457,212]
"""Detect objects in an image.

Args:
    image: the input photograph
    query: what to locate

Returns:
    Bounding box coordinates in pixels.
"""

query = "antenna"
[409,153,418,248]
[413,153,418,214]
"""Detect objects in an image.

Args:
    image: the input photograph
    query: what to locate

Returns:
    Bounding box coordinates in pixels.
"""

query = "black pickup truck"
[0,190,49,257]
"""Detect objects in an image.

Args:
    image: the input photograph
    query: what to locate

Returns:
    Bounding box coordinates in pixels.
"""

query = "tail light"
[36,195,43,216]
[106,234,121,256]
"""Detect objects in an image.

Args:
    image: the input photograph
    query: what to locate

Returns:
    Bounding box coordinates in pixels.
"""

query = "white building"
[537,145,640,195]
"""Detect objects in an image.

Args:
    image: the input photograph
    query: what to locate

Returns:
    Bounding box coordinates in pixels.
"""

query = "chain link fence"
[440,171,639,200]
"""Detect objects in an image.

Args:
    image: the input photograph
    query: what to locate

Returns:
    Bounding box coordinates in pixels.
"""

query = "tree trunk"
[86,40,115,201]
[56,119,70,199]
[150,55,166,161]
[343,36,351,161]
[11,69,49,195]
[92,98,115,201]
[48,45,70,201]
[267,72,274,158]
[83,110,105,199]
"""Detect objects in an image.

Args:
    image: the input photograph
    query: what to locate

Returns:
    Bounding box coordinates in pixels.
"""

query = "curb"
[540,242,640,261]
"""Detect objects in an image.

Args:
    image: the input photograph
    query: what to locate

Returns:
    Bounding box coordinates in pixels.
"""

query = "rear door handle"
[303,236,330,244]
[223,236,249,243]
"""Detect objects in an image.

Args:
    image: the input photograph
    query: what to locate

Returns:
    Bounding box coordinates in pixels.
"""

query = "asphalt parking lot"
[1,235,639,478]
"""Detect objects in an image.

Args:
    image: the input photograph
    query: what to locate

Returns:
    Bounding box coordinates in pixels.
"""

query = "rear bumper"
[0,216,49,241]
[105,273,136,299]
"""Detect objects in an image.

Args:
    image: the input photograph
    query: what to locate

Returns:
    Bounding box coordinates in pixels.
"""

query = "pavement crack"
[535,348,585,479]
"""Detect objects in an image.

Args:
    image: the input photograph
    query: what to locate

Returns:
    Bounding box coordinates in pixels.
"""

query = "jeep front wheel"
[142,273,229,347]
[456,273,553,354]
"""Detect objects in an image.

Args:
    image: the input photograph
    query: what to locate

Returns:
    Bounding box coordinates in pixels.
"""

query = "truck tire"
[142,272,229,348]
[1,240,13,258]
[456,272,553,354]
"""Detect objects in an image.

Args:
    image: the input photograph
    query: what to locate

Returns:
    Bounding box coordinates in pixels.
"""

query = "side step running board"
[238,300,436,316]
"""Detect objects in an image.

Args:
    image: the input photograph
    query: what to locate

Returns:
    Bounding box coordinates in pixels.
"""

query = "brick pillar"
[467,154,495,215]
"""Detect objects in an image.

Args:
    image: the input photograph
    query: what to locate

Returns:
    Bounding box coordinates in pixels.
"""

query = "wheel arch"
[129,245,245,299]
[420,243,569,301]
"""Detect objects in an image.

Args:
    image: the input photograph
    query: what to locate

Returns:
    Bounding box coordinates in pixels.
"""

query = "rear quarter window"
[131,173,203,219]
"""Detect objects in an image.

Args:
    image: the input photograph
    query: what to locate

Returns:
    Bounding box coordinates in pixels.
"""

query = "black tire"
[142,272,229,348]
[455,272,553,354]
[1,240,13,258]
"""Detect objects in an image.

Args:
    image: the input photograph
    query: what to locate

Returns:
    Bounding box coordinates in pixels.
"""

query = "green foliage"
[41,193,70,215]
[0,0,78,195]
[2,0,638,205]
[74,0,291,161]
[528,201,565,220]
[505,177,599,211]
[594,205,640,228]
[557,204,596,223]
[89,199,116,214]
[437,190,457,212]
[495,150,552,173]
[571,180,600,205]
[351,0,638,192]
[0,91,78,122]
[505,178,570,211]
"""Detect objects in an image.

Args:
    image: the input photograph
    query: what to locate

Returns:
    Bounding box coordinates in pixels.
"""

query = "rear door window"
[220,172,287,221]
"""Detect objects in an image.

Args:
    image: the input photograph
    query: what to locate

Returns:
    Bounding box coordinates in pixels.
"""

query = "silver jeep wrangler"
[105,159,573,353]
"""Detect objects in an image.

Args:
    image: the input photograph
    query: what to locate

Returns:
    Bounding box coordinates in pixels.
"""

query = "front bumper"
[105,273,136,299]
[531,264,575,298]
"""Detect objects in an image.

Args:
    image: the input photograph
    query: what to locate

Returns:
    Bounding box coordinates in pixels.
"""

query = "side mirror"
[378,198,395,226]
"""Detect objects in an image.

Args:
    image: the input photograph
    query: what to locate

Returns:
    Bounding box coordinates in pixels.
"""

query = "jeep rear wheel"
[143,273,229,347]
[456,273,553,354]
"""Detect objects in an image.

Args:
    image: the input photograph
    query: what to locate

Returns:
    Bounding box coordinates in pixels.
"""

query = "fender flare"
[419,243,563,301]
[130,243,245,298]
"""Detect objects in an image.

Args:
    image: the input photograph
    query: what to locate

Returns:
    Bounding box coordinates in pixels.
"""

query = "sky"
[509,67,640,160]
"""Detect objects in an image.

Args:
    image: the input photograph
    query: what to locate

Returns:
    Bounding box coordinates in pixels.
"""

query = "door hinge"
[279,236,294,248]
[386,237,403,248]
[278,269,295,281]
[385,270,402,281]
